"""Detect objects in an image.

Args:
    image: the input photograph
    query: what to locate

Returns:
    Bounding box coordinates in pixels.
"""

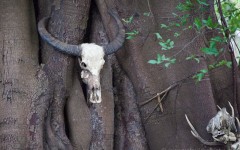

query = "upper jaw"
[88,87,102,103]
[81,71,102,103]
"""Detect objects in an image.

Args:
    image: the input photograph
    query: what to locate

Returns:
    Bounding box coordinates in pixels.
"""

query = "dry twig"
[141,84,177,122]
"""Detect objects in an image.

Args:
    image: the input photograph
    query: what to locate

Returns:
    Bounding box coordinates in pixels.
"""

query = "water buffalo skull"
[37,11,125,103]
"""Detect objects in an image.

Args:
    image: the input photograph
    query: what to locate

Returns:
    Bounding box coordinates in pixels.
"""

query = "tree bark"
[0,0,236,149]
[95,0,223,149]
[38,0,91,149]
[0,0,49,149]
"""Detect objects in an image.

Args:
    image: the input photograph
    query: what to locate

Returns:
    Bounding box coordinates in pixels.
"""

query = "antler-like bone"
[236,117,240,132]
[217,105,221,110]
[185,114,222,146]
[229,101,234,118]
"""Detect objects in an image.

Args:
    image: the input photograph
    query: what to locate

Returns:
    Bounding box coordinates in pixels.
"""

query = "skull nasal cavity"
[80,62,87,68]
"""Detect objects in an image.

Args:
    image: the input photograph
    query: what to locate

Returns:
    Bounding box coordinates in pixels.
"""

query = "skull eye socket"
[80,62,87,68]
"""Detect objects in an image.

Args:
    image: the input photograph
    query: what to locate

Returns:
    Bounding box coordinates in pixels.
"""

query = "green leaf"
[125,33,135,35]
[180,14,190,25]
[202,16,218,29]
[148,60,158,64]
[193,69,208,82]
[210,36,225,43]
[126,36,134,40]
[208,64,215,70]
[186,55,200,63]
[159,39,174,50]
[157,54,162,63]
[194,58,200,63]
[164,63,171,68]
[155,33,163,39]
[170,58,176,63]
[193,73,204,82]
[200,69,208,73]
[170,41,174,47]
[216,60,227,67]
[125,30,139,40]
[161,55,166,60]
[125,30,139,35]
[160,24,168,28]
[122,15,134,24]
[186,55,194,60]
[176,0,193,11]
[174,32,180,37]
[196,0,209,6]
[129,16,134,22]
[172,13,178,17]
[201,42,219,56]
[215,60,232,68]
[175,23,181,27]
[226,62,232,68]
[143,12,151,16]
[159,42,167,50]
[194,18,202,30]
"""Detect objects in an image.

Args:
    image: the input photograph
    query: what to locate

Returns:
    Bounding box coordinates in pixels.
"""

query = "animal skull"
[206,107,237,138]
[79,44,105,103]
[37,11,125,103]
[185,102,240,148]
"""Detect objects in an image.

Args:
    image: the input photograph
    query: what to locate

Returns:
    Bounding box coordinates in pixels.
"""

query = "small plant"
[159,39,174,50]
[125,30,139,40]
[122,15,134,24]
[143,12,151,16]
[125,0,239,82]
[154,33,175,50]
[186,55,200,63]
[193,69,208,82]
[151,0,238,81]
[208,60,232,70]
[176,0,193,11]
[148,54,176,68]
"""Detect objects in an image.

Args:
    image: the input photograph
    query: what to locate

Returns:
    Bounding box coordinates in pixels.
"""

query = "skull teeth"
[89,89,101,103]
[81,71,89,78]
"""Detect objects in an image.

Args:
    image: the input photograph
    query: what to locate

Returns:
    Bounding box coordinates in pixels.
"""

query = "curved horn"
[104,11,125,55]
[38,17,81,56]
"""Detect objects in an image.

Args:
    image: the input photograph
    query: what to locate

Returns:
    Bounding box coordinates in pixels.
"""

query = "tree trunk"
[39,0,91,149]
[0,0,49,149]
[0,0,236,149]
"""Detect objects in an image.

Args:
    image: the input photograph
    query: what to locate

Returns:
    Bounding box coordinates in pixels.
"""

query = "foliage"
[155,32,175,50]
[193,69,208,82]
[149,0,238,82]
[148,54,176,68]
[123,0,239,82]
[125,30,139,40]
[122,15,134,24]
[217,0,240,33]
